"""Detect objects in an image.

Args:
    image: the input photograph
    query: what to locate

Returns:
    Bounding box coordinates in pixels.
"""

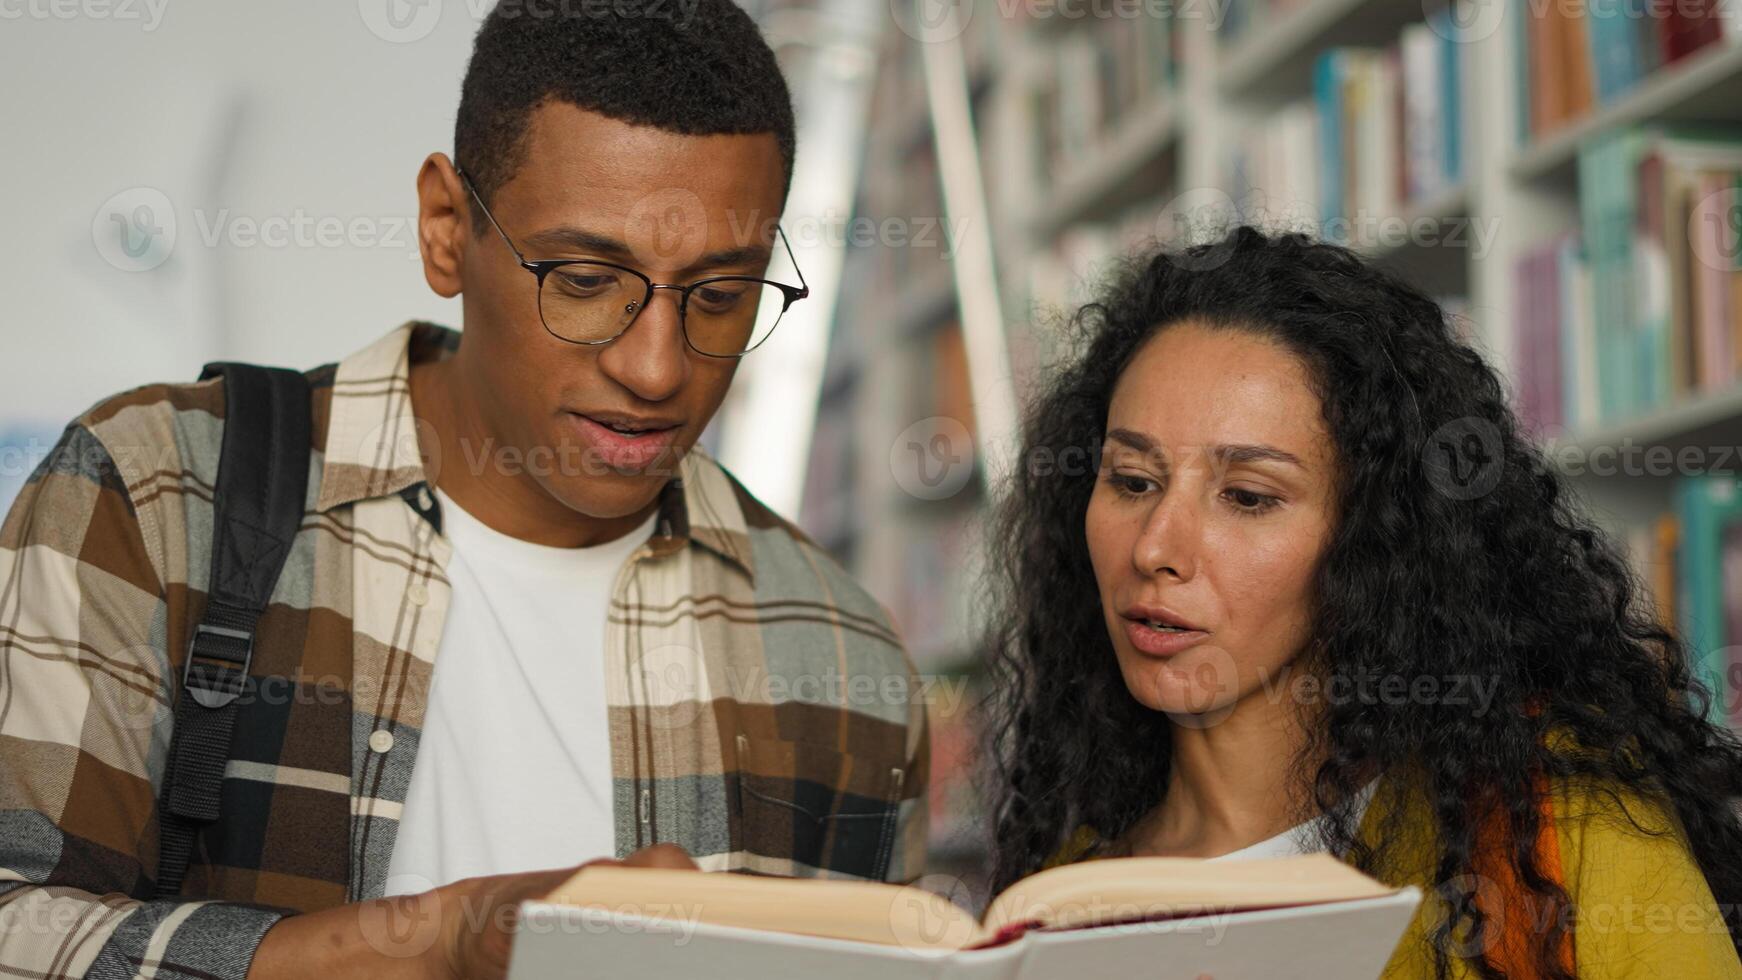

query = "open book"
[507,854,1424,979]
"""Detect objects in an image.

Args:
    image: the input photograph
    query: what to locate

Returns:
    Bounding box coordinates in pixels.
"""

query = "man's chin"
[545,468,674,523]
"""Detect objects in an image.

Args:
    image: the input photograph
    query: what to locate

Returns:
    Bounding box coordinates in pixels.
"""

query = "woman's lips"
[564,412,681,472]
[1122,618,1210,657]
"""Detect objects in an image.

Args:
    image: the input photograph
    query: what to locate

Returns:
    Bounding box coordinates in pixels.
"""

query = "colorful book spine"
[1559,234,1600,431]
[1724,522,1742,729]
[1674,476,1742,725]
[1436,6,1462,185]
[1587,0,1644,103]
[1314,50,1347,238]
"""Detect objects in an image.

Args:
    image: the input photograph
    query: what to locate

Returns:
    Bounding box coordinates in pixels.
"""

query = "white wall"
[0,0,481,464]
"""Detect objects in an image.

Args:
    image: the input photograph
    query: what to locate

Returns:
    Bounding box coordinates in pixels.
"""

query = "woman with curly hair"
[981,225,1742,979]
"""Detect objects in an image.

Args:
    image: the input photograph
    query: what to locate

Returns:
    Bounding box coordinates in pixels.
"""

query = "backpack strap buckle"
[182,621,255,709]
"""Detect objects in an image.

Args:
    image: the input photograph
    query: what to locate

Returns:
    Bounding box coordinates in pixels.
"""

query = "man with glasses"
[0,4,927,979]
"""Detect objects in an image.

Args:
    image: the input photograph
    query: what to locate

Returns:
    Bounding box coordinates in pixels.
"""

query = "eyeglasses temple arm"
[455,166,530,266]
[776,224,808,298]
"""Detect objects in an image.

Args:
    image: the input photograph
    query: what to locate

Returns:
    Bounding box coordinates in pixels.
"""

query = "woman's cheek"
[1212,530,1322,672]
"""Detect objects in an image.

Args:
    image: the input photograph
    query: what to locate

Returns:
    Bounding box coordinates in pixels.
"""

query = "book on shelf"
[1620,479,1742,733]
[1513,127,1742,431]
[1401,11,1463,204]
[1725,520,1742,728]
[1512,231,1573,436]
[1517,0,1737,144]
[1030,12,1176,182]
[507,854,1423,979]
[1673,475,1742,728]
[1512,231,1600,434]
[1235,16,1465,243]
[1231,99,1320,228]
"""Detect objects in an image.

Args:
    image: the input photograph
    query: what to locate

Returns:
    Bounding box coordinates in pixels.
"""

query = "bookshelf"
[1560,384,1742,457]
[1508,34,1742,183]
[802,0,1742,870]
[1217,0,1436,97]
[1030,94,1180,237]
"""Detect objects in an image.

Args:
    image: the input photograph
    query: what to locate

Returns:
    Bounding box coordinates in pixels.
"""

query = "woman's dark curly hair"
[980,225,1742,979]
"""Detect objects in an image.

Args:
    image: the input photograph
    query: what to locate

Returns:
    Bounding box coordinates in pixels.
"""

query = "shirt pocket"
[733,733,906,881]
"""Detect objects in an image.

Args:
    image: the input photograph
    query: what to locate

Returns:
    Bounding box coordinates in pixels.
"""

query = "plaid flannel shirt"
[0,321,929,980]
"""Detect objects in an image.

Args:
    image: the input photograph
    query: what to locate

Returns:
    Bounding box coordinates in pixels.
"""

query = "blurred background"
[5,0,1742,897]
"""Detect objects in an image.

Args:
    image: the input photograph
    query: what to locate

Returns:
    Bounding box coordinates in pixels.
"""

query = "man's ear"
[416,153,469,298]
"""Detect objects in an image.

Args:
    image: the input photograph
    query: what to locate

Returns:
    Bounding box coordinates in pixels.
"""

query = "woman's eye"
[1225,488,1280,512]
[1106,472,1155,497]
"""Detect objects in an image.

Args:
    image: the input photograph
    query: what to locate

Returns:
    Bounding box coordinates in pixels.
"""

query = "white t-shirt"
[1209,779,1380,862]
[383,487,657,896]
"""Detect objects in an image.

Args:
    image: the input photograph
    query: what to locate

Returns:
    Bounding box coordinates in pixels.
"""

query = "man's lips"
[563,411,682,471]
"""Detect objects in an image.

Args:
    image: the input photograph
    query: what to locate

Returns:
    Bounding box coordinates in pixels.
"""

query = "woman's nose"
[1131,494,1200,582]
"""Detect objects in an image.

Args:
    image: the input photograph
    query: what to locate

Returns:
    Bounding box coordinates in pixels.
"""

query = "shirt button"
[407,583,429,606]
[369,730,395,753]
[417,486,434,511]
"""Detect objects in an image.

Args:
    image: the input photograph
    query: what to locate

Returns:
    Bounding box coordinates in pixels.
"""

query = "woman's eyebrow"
[1106,427,1156,452]
[1214,444,1304,468]
[1106,428,1302,468]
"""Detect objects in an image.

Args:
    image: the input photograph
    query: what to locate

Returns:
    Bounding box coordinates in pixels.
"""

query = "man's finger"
[624,843,699,870]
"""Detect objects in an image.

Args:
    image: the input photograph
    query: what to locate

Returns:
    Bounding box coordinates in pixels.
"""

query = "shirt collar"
[316,320,755,582]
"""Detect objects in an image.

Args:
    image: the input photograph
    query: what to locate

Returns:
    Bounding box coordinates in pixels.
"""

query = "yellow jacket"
[1048,778,1741,979]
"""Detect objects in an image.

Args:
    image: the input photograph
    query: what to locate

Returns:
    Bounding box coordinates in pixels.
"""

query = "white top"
[1209,780,1381,862]
[382,487,657,896]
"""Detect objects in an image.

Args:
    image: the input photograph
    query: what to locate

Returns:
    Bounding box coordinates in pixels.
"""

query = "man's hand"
[437,843,699,980]
[247,844,698,980]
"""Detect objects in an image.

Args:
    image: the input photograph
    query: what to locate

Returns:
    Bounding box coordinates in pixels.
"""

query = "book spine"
[1587,0,1641,104]
[1440,7,1463,183]
[1724,521,1742,729]
[1314,51,1346,237]
[1695,171,1734,390]
[1402,24,1443,203]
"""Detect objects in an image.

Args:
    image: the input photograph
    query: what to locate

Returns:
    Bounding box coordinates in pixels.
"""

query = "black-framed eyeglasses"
[455,166,808,358]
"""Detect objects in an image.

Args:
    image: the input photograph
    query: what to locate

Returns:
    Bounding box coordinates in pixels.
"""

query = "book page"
[542,866,984,951]
[981,853,1399,937]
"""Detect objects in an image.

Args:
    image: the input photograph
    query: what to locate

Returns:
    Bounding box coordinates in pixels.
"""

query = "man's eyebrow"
[692,244,774,270]
[523,227,635,258]
[1105,428,1303,468]
[521,227,773,272]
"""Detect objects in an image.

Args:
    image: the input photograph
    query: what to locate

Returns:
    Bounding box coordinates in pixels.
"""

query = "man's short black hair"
[455,0,796,220]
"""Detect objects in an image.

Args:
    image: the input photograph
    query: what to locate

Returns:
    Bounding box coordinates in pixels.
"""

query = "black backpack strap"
[154,362,311,898]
